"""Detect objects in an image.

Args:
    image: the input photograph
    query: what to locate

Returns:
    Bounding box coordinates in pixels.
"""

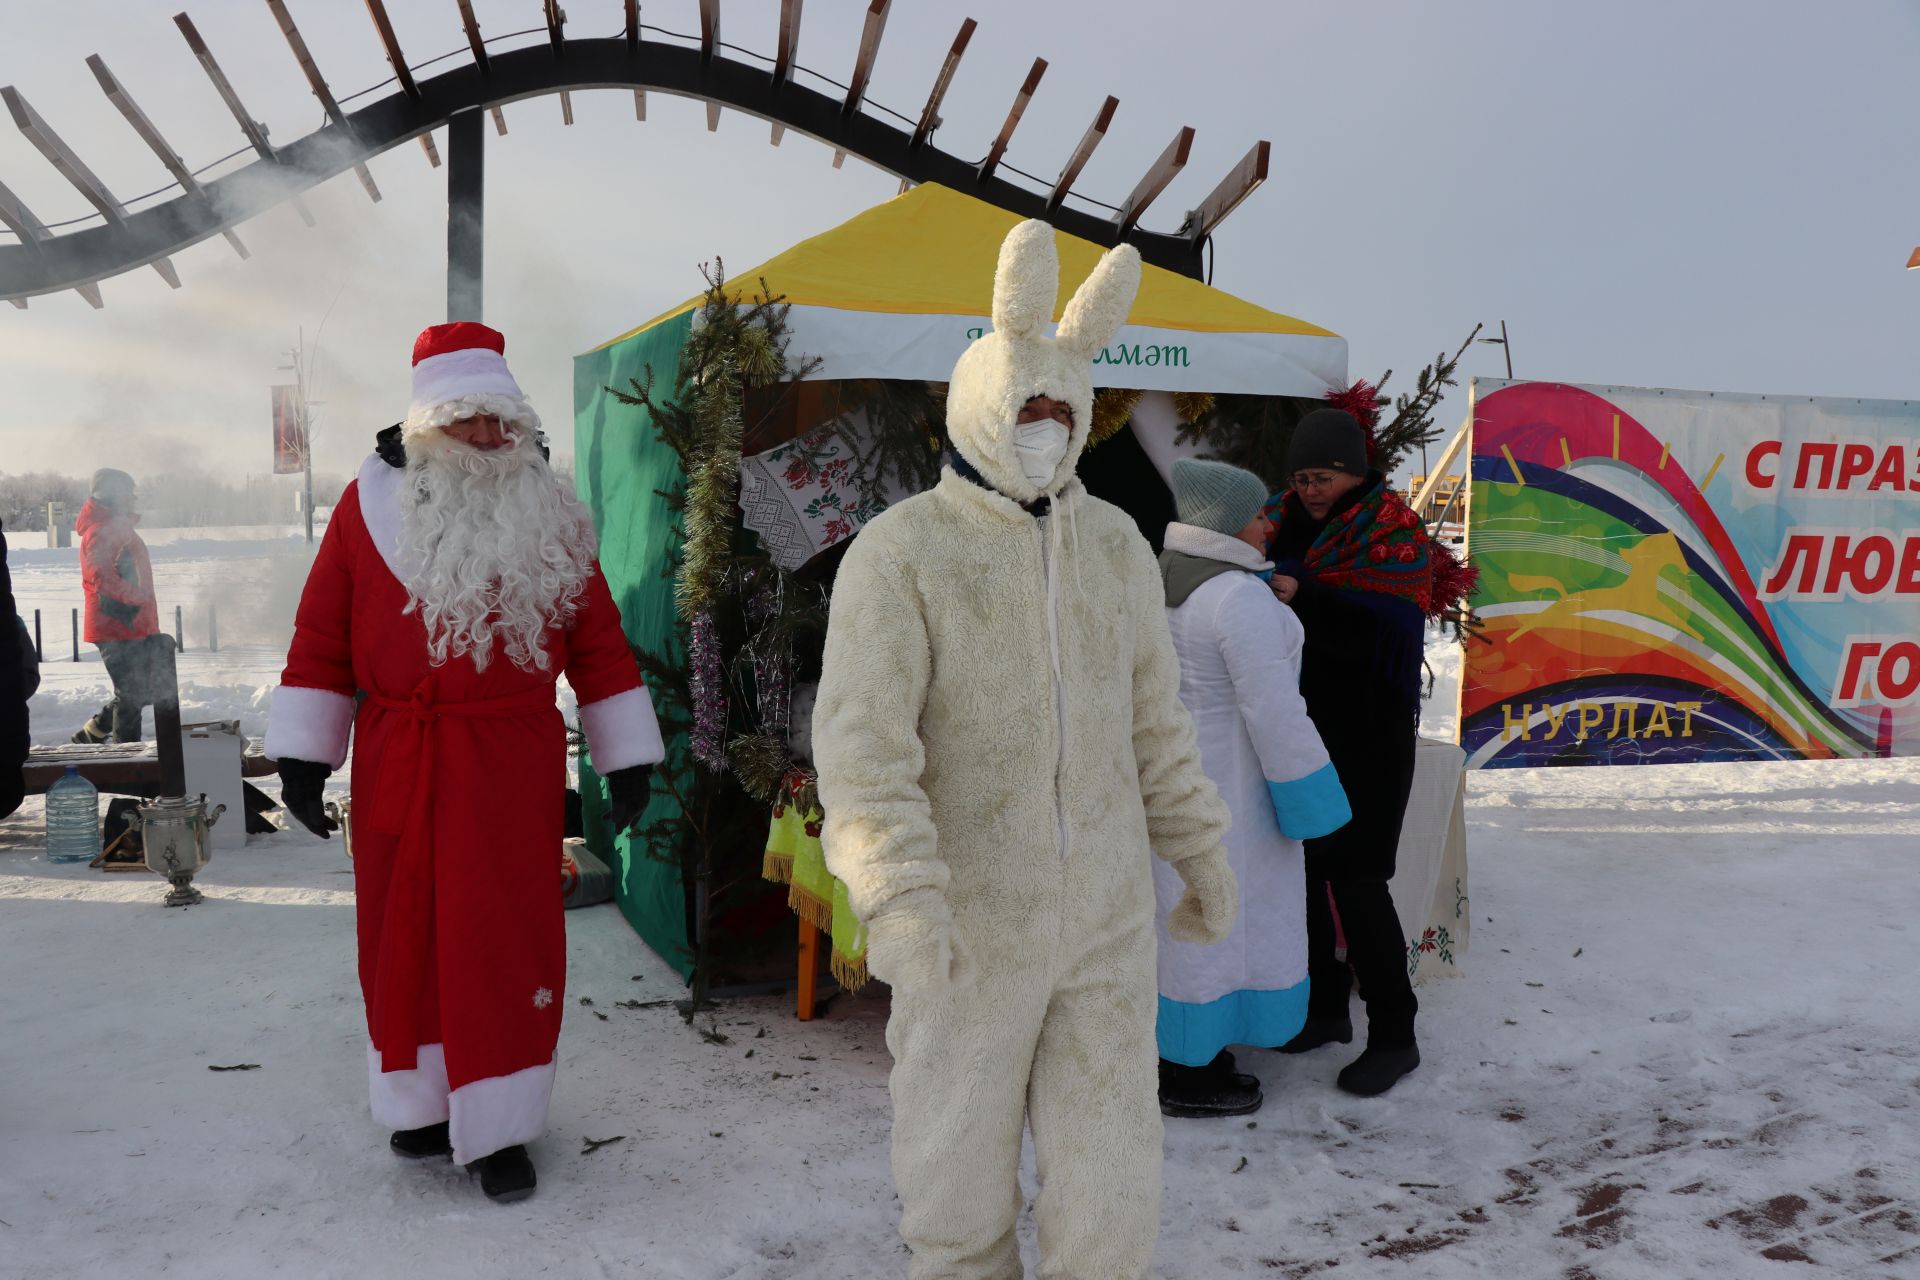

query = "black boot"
[1204,1049,1260,1091]
[1276,1016,1353,1054]
[1159,1059,1263,1119]
[70,707,113,745]
[470,1144,537,1202]
[1336,1042,1421,1097]
[389,1121,452,1159]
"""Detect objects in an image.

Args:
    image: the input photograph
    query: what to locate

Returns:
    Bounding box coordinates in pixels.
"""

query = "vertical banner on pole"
[271,384,305,475]
[1460,378,1920,767]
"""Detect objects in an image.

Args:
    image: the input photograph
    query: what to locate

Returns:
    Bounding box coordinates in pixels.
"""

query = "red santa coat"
[267,454,662,1164]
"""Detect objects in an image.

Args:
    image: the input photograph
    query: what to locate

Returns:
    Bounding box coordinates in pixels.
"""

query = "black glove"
[277,758,338,839]
[605,765,654,837]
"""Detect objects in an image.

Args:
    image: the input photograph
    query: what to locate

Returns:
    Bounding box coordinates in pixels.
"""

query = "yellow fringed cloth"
[762,773,870,991]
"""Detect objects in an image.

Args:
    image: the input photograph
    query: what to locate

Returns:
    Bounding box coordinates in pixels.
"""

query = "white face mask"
[1013,419,1071,488]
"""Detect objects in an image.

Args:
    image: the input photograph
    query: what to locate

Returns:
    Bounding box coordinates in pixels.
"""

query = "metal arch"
[0,36,1217,304]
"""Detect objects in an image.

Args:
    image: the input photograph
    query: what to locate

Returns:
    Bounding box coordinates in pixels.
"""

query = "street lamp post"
[1477,319,1514,380]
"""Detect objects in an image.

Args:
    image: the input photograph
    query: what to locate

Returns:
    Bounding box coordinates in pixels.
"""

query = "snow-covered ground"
[4,540,1918,1278]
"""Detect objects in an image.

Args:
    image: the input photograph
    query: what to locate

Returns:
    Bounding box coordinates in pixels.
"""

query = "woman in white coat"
[1156,458,1352,1117]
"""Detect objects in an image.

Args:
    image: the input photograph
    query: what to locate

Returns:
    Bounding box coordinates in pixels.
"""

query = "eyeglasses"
[1292,472,1344,492]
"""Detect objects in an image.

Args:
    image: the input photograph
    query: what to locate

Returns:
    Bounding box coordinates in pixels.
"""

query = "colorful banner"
[271,384,304,475]
[1461,379,1920,767]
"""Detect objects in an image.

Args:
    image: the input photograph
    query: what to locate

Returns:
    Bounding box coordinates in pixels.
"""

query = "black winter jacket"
[2,522,32,820]
[1269,476,1421,882]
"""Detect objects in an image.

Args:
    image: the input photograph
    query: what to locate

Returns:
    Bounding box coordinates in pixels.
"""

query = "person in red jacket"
[267,322,663,1203]
[71,469,169,744]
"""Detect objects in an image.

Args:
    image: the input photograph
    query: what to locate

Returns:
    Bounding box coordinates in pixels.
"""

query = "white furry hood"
[945,220,1142,504]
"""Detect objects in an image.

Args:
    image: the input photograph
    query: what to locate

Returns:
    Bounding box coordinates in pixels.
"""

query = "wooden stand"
[23,742,278,797]
[796,916,820,1021]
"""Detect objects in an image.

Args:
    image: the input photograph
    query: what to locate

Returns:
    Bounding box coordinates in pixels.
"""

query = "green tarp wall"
[573,312,697,980]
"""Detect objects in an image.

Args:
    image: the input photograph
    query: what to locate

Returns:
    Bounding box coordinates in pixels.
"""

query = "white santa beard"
[398,432,598,673]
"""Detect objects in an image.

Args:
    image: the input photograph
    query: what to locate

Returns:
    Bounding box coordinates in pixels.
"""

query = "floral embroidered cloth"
[1392,737,1471,983]
[738,413,908,571]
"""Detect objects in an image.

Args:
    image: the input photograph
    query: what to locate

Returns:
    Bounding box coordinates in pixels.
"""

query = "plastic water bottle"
[45,765,101,864]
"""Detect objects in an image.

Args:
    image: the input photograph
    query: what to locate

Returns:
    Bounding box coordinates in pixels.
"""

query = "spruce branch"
[1369,324,1481,477]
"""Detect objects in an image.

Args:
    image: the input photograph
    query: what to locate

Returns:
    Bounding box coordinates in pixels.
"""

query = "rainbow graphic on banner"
[1460,381,1916,768]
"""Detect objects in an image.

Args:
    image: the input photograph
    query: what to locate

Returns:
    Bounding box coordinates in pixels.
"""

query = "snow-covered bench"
[21,741,278,797]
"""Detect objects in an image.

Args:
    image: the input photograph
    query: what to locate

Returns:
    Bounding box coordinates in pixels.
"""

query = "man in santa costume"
[267,322,662,1202]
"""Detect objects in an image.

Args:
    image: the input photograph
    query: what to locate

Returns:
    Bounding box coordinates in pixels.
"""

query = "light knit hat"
[90,468,136,504]
[1171,458,1270,536]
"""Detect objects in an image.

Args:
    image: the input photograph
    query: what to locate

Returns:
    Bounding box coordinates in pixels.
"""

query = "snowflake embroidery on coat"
[532,987,554,1010]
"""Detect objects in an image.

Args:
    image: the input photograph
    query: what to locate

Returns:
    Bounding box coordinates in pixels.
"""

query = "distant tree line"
[0,469,348,531]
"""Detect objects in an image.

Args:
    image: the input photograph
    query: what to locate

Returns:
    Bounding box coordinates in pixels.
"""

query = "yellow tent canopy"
[587,182,1346,397]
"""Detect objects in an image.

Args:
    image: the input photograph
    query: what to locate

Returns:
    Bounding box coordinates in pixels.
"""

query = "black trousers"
[95,635,173,743]
[1305,877,1418,1049]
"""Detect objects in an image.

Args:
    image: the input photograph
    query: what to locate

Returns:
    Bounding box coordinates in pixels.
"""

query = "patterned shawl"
[1269,480,1436,613]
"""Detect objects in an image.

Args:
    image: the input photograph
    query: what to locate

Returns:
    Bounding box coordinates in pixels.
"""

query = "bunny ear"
[1055,243,1141,357]
[991,219,1060,338]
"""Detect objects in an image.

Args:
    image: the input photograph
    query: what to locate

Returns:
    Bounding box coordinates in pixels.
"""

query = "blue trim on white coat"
[1157,978,1312,1067]
[1267,761,1350,841]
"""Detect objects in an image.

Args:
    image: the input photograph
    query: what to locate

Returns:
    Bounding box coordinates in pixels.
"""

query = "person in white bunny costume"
[815,219,1237,1279]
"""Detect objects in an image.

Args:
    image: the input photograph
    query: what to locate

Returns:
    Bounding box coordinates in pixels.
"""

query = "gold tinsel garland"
[1085,389,1219,449]
[1172,391,1217,426]
[672,276,784,622]
[1087,387,1144,446]
[727,732,791,806]
[674,373,744,621]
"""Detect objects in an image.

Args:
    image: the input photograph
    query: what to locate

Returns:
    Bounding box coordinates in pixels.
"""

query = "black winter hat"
[1287,408,1369,478]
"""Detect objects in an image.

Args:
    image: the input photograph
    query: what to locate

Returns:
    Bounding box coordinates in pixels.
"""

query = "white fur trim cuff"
[1162,522,1273,573]
[266,684,356,769]
[368,1043,450,1130]
[579,686,665,773]
[450,1058,556,1164]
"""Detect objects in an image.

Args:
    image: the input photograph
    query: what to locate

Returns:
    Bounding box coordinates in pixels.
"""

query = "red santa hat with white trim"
[403,321,541,439]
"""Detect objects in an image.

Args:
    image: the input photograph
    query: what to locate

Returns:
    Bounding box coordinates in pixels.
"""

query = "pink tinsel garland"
[688,609,728,769]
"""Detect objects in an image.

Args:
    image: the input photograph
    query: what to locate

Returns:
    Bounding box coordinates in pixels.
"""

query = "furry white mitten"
[1166,848,1239,945]
[863,887,977,997]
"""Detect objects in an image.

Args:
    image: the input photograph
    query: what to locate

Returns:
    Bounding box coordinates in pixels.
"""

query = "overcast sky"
[2,0,1917,489]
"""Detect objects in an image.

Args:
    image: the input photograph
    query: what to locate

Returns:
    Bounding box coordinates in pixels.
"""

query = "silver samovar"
[133,645,224,906]
[133,794,226,907]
